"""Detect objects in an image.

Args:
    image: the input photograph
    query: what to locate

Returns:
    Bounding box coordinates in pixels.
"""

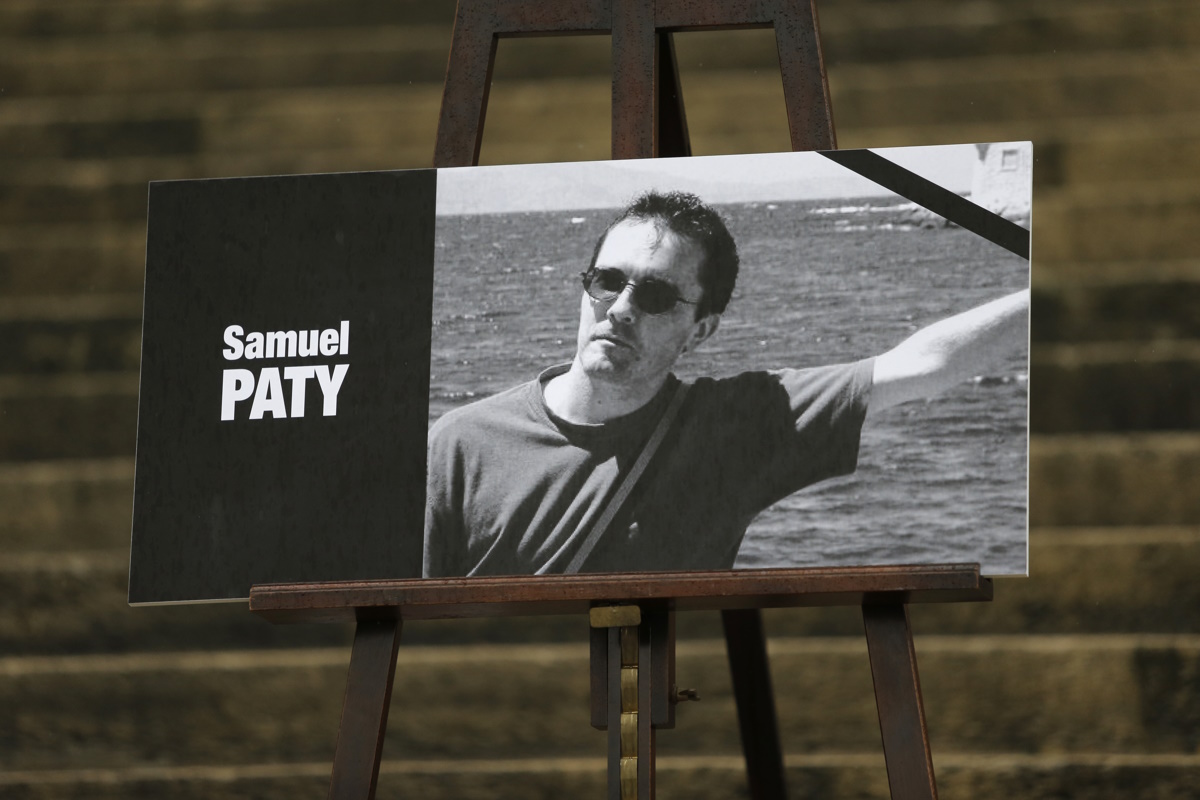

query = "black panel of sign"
[130,170,436,604]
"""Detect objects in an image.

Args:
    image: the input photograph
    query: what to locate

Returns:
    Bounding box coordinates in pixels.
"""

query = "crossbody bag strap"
[558,380,692,575]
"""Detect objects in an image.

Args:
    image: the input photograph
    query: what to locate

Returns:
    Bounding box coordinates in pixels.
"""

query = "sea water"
[430,198,1029,575]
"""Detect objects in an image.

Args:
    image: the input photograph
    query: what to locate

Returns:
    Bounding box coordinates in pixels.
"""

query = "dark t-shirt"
[424,360,873,577]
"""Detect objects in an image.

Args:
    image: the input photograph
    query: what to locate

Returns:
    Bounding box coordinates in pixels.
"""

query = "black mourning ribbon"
[819,149,1031,260]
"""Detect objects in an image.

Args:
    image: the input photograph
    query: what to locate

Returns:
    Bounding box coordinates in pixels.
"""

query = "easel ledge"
[249,563,991,623]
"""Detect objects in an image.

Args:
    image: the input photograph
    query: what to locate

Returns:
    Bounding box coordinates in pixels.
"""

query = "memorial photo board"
[131,144,1031,604]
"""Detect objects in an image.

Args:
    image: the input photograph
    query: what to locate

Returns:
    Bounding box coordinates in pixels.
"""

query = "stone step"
[5,112,1200,225]
[0,27,457,98]
[3,528,1198,656]
[818,0,1200,65]
[1,347,1196,462]
[0,296,142,375]
[0,374,138,461]
[2,0,1197,97]
[4,754,1200,800]
[1028,116,1200,192]
[5,88,1197,180]
[831,48,1200,126]
[1031,433,1200,526]
[2,433,1199,554]
[2,73,1190,175]
[0,223,146,298]
[56,107,1200,194]
[0,0,1182,43]
[1030,341,1200,432]
[0,86,443,162]
[484,62,1200,164]
[1,45,1197,161]
[5,434,1183,549]
[0,0,454,39]
[0,552,356,657]
[0,177,152,226]
[0,459,134,552]
[4,634,1200,771]
[1032,273,1200,343]
[1034,182,1200,265]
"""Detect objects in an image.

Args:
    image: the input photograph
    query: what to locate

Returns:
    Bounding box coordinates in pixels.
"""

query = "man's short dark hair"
[588,190,739,319]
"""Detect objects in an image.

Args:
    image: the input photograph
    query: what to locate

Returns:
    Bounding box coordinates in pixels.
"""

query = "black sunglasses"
[580,267,699,315]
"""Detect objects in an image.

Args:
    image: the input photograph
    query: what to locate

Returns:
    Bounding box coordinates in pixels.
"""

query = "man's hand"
[868,288,1029,417]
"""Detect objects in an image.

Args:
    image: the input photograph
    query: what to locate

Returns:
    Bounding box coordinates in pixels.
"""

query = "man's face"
[573,219,719,394]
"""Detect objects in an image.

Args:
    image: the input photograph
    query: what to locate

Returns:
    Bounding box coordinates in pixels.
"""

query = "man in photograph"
[423,190,1028,578]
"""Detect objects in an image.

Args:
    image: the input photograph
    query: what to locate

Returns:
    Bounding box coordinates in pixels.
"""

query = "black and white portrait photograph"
[425,146,1031,579]
[128,146,1030,604]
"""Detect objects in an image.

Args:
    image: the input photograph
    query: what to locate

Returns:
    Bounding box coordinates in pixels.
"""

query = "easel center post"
[590,603,658,799]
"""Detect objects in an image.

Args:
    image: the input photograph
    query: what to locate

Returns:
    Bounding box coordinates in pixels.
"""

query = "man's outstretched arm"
[868,288,1029,417]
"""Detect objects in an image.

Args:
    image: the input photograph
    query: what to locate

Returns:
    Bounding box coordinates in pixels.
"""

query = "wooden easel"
[252,568,991,799]
[250,2,996,798]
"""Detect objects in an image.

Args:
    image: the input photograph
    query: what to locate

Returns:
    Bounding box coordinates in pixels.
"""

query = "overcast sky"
[435,143,1010,215]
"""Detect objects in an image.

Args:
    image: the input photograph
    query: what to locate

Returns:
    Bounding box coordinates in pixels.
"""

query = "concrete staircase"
[3,0,1199,797]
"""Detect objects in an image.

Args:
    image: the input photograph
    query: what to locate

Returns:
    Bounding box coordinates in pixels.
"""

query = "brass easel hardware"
[619,625,639,799]
[621,664,639,710]
[620,712,638,754]
[590,605,642,628]
[620,756,638,799]
[620,627,639,664]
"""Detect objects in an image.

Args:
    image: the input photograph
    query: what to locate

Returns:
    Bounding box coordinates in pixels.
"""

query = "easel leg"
[773,0,837,150]
[611,0,655,159]
[722,609,788,800]
[433,2,499,167]
[329,618,403,800]
[862,604,938,800]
